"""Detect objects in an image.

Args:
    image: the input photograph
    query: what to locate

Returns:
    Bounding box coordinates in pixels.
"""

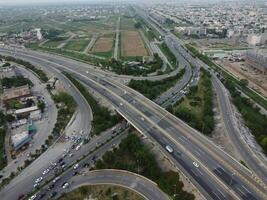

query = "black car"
[49,192,57,198]
[38,193,46,199]
[83,162,89,168]
[72,171,78,176]
[92,155,97,161]
[47,184,55,191]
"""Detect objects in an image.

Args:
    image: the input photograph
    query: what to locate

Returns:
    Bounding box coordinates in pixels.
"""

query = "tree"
[5,114,15,122]
[2,62,10,67]
[134,22,141,29]
[239,79,249,87]
[37,100,45,113]
[46,84,52,90]
[0,111,6,126]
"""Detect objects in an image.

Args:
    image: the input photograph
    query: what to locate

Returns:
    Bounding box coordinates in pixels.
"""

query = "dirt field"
[91,37,113,52]
[218,60,267,97]
[121,31,148,57]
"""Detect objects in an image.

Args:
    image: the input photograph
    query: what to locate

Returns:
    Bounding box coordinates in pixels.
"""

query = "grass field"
[64,38,90,52]
[120,16,136,30]
[43,38,67,48]
[121,31,148,57]
[59,185,144,200]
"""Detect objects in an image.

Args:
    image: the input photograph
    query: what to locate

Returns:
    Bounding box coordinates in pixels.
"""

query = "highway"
[155,36,200,107]
[54,170,170,200]
[0,49,266,200]
[164,28,267,183]
[135,5,267,186]
[30,130,130,200]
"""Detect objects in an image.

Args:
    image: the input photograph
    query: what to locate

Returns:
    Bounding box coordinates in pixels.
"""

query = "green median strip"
[128,68,185,100]
[63,72,121,135]
[166,68,215,135]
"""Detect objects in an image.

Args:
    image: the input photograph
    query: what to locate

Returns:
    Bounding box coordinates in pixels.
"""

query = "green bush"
[170,68,215,134]
[128,68,186,99]
[1,76,33,88]
[223,79,267,153]
[184,44,267,110]
[95,134,195,200]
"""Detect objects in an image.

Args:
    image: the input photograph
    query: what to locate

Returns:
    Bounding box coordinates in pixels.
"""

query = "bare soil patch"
[91,37,113,52]
[121,31,148,57]
[218,60,267,97]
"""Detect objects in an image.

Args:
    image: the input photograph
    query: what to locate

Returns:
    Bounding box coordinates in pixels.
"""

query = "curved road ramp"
[58,169,170,200]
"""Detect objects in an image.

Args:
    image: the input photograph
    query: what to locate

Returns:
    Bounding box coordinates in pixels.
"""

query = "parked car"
[35,177,43,183]
[62,182,69,189]
[73,163,79,169]
[49,192,57,198]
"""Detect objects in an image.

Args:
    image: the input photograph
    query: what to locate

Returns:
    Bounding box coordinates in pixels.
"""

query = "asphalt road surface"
[56,170,170,200]
[0,45,266,199]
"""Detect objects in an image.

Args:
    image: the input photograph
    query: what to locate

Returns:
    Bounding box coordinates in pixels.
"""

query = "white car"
[35,177,43,183]
[53,176,60,183]
[33,183,39,188]
[193,162,199,168]
[75,145,81,151]
[73,164,79,169]
[62,182,69,189]
[28,194,37,200]
[165,145,174,153]
[42,169,49,175]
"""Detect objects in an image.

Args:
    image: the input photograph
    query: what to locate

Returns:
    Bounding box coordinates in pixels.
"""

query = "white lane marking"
[218,189,226,198]
[212,192,222,200]
[237,187,246,196]
[196,168,203,176]
[241,184,251,193]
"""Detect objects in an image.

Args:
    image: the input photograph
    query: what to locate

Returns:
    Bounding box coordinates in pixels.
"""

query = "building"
[27,121,37,135]
[14,106,39,117]
[247,32,267,46]
[11,131,31,151]
[29,110,42,121]
[0,65,16,78]
[2,85,30,103]
[11,119,27,129]
[245,50,267,74]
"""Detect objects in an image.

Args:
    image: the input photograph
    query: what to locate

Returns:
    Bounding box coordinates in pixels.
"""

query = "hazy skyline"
[0,0,260,6]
